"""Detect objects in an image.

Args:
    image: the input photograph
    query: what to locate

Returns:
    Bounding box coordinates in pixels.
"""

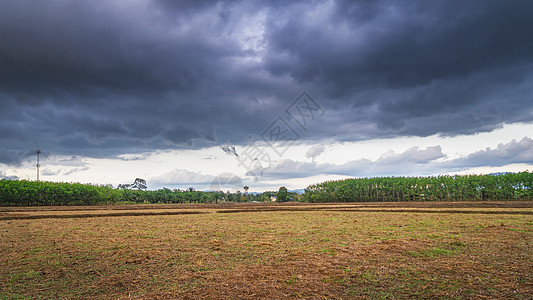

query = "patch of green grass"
[346,285,395,299]
[504,227,528,233]
[318,248,337,255]
[139,234,156,239]
[24,247,45,255]
[0,292,29,300]
[407,241,466,257]
[9,270,42,283]
[407,247,449,257]
[189,266,210,272]
[72,242,91,248]
[178,278,206,292]
[285,268,299,285]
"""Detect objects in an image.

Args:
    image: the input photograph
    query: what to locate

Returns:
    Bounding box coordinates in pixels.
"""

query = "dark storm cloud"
[263,0,533,136]
[1,0,532,164]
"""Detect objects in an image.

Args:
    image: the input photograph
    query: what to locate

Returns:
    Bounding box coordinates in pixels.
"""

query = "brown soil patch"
[1,201,532,221]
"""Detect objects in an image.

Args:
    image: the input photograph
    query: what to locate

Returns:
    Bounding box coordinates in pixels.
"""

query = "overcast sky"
[1,0,532,191]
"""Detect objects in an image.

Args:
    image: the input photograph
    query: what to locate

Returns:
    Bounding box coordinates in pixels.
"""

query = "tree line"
[302,171,533,202]
[2,172,530,206]
[0,179,297,206]
[0,180,116,206]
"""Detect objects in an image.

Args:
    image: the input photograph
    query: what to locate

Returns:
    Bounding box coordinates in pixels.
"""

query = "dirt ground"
[1,201,531,220]
[1,202,532,299]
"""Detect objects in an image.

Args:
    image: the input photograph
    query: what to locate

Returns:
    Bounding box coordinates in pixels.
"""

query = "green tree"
[277,186,288,202]
[132,178,147,190]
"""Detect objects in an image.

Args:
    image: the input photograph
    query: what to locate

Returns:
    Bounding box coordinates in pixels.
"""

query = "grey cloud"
[378,146,445,165]
[0,171,19,180]
[39,166,88,177]
[209,172,244,192]
[62,167,89,176]
[1,0,532,165]
[328,145,447,176]
[149,168,217,189]
[263,0,533,137]
[0,0,273,163]
[305,145,326,161]
[41,168,61,176]
[265,0,533,90]
[448,137,533,168]
[262,139,532,180]
[116,153,152,161]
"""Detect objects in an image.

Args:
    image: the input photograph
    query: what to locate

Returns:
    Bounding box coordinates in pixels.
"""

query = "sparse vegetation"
[0,202,531,298]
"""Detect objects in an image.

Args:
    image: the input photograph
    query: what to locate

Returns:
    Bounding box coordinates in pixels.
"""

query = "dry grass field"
[1,202,532,299]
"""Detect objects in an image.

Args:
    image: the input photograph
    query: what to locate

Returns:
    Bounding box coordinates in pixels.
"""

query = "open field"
[1,202,532,299]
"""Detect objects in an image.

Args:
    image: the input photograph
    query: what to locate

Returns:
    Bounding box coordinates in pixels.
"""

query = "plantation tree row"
[2,172,530,206]
[0,180,295,206]
[0,180,116,206]
[302,172,533,203]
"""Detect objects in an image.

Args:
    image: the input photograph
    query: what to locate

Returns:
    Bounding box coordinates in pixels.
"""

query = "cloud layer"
[262,138,533,179]
[1,0,533,165]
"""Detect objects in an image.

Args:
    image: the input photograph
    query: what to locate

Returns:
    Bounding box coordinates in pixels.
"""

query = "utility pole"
[36,149,41,181]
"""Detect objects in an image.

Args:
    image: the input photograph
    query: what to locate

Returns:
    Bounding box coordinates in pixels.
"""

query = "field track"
[1,201,532,221]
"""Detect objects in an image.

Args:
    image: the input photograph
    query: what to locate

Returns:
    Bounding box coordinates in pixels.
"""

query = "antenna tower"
[36,149,41,181]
